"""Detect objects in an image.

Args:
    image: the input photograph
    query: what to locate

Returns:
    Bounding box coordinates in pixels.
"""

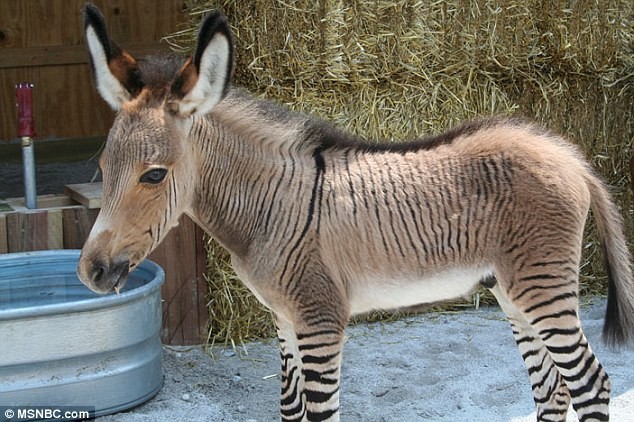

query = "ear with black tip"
[168,11,234,117]
[83,3,143,110]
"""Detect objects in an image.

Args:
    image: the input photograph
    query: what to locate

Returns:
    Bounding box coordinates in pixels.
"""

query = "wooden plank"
[1,205,91,253]
[0,0,187,49]
[62,206,100,249]
[194,224,208,343]
[0,45,87,69]
[46,209,63,249]
[0,42,173,69]
[0,1,81,49]
[151,216,208,345]
[64,183,103,209]
[6,194,76,212]
[7,212,33,252]
[0,214,8,254]
[6,209,57,252]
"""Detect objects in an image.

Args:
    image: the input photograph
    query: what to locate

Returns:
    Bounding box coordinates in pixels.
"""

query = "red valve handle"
[16,83,36,138]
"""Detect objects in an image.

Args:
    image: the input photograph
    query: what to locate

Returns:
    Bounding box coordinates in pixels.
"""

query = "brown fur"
[78,6,634,421]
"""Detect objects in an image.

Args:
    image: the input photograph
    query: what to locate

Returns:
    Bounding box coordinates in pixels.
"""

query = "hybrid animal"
[78,4,634,421]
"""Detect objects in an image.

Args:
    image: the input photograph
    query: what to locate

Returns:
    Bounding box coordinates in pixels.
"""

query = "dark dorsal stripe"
[310,116,522,155]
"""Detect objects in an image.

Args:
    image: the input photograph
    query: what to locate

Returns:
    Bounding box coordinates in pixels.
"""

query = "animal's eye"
[140,168,168,184]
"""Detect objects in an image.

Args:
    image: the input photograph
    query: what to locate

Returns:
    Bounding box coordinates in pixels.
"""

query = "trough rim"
[0,249,164,321]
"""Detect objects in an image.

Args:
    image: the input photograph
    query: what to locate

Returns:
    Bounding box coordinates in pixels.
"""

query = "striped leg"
[494,274,611,421]
[276,315,345,422]
[492,285,571,421]
[524,299,610,421]
[297,325,343,421]
[277,317,307,421]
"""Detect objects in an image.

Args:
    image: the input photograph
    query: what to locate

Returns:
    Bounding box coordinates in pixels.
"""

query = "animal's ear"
[168,11,233,117]
[83,3,143,110]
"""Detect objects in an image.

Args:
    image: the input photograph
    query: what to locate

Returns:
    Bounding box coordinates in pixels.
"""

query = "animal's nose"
[90,261,109,286]
[79,254,130,294]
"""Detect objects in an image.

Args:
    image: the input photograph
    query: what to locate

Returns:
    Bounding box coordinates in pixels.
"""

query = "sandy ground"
[95,297,634,422]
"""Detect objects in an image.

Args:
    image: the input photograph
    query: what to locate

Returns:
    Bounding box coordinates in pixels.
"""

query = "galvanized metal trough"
[0,250,164,417]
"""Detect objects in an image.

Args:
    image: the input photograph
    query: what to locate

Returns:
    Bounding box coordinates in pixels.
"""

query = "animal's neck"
[187,93,317,258]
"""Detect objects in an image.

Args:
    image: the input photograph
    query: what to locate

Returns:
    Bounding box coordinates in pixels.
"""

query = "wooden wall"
[0,0,187,141]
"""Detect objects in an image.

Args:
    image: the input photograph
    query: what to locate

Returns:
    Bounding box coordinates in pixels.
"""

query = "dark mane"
[309,117,516,155]
[138,54,186,91]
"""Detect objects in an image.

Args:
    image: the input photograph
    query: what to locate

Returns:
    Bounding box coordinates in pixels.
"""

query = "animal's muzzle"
[78,253,130,294]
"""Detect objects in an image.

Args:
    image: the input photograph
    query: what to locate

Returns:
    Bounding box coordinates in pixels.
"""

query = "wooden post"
[6,209,63,252]
[61,206,100,248]
[149,219,208,345]
[0,214,7,254]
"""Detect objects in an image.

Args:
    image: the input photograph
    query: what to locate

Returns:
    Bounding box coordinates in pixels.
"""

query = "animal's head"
[77,3,234,293]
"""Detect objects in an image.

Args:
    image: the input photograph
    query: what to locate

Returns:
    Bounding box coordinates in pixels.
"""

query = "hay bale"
[168,0,633,344]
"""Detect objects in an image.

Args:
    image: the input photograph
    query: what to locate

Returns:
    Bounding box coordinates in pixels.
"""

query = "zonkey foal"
[78,4,634,421]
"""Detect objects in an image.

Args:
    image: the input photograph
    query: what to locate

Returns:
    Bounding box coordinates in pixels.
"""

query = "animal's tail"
[585,172,634,347]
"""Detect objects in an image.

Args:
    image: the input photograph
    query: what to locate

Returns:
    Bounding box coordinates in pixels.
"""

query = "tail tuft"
[585,173,634,348]
[602,247,633,348]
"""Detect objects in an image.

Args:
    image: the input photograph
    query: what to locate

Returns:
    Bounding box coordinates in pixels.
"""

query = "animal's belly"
[348,266,493,316]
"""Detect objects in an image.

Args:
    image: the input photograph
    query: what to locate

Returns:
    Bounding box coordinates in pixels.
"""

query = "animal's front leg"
[276,315,345,422]
[274,275,348,422]
[297,324,344,422]
[277,317,306,421]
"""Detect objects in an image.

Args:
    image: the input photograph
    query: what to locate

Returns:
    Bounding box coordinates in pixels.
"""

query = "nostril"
[91,262,108,284]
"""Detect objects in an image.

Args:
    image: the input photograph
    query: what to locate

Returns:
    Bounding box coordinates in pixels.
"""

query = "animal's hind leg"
[495,251,610,422]
[491,284,571,421]
[516,286,610,421]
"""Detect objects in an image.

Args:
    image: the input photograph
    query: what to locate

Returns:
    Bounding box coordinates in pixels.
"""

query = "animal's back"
[316,119,595,313]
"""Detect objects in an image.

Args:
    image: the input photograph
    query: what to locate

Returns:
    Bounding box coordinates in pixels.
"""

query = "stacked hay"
[168,0,634,344]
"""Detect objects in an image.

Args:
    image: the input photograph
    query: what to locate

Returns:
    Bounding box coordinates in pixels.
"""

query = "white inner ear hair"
[177,34,230,117]
[85,26,131,111]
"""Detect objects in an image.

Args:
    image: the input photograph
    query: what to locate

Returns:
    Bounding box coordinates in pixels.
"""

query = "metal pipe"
[16,83,37,209]
[21,137,37,209]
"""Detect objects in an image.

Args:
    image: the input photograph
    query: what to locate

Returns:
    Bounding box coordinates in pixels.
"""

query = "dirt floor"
[94,297,634,421]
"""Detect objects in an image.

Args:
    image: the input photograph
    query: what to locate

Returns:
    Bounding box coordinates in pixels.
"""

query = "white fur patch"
[86,213,111,239]
[85,26,130,110]
[349,266,494,315]
[176,34,231,117]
